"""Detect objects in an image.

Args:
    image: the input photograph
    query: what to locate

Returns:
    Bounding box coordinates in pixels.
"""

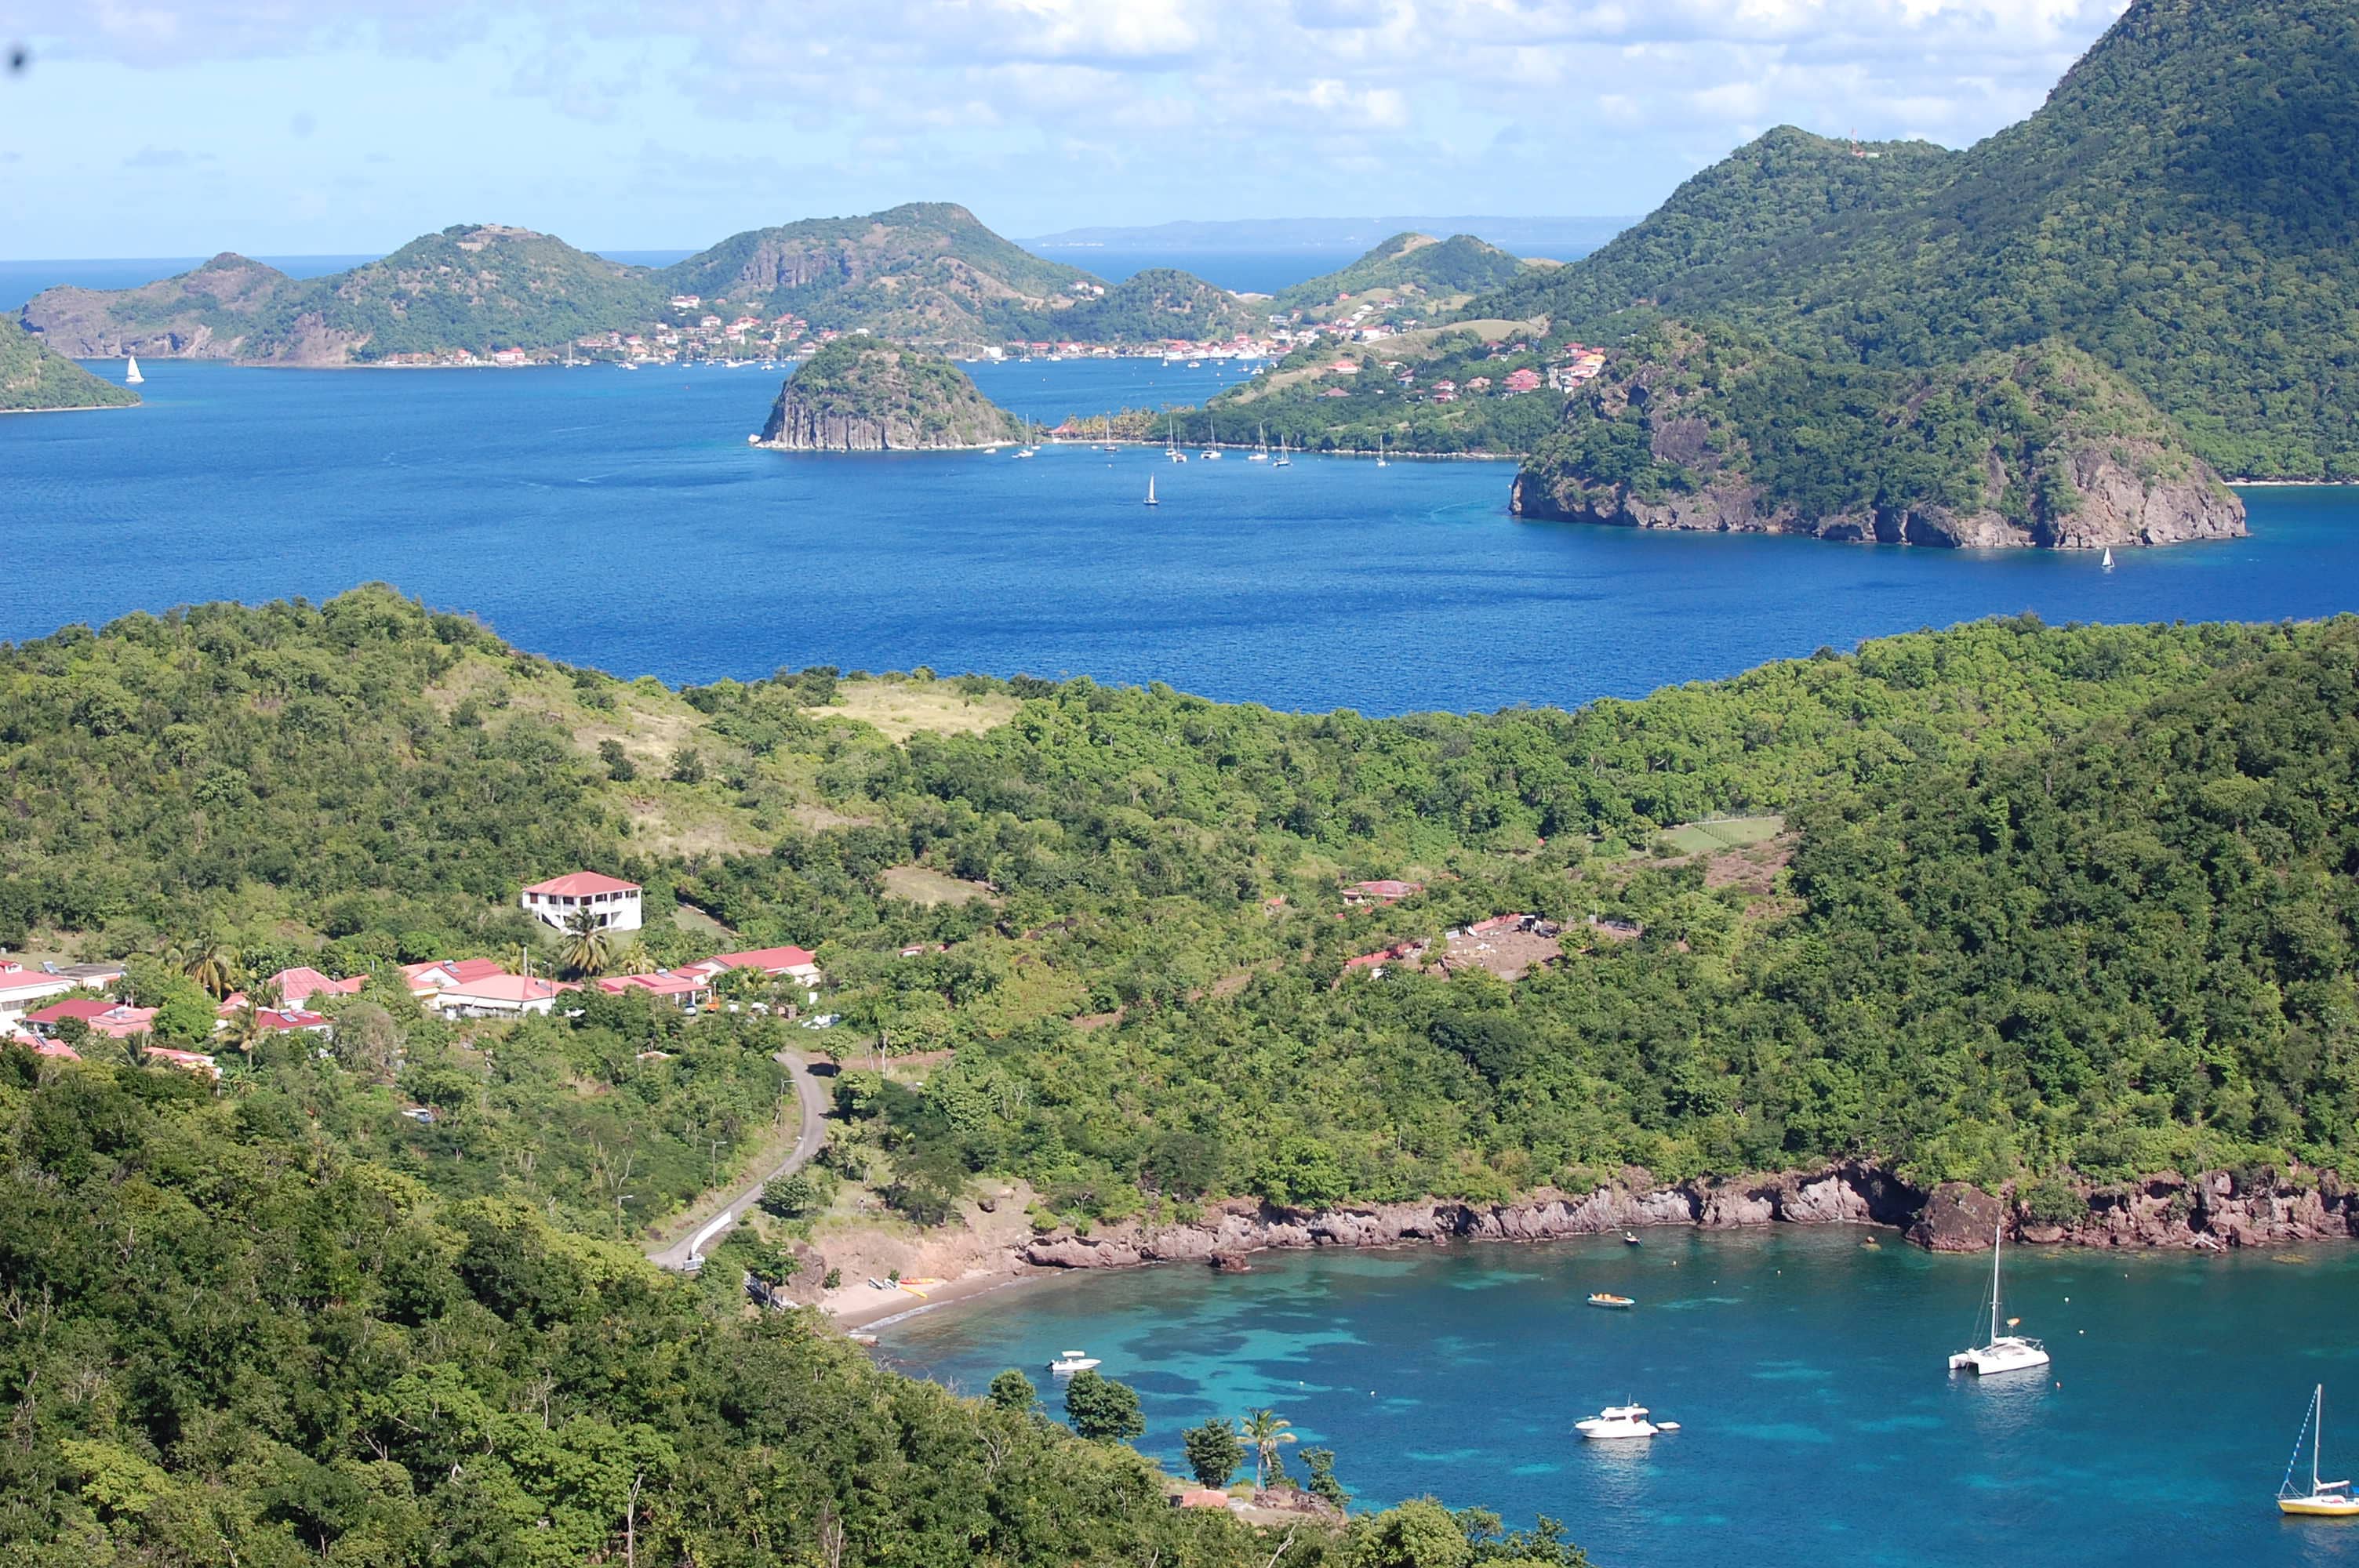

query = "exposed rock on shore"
[1023,1163,2359,1270]
[757,339,1025,452]
[1512,326,2245,550]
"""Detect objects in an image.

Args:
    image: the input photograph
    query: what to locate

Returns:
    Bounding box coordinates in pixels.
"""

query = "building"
[428,972,569,1020]
[0,961,78,1027]
[686,946,823,985]
[25,999,159,1039]
[520,872,643,933]
[221,966,365,1011]
[593,971,711,1008]
[1343,879,1425,907]
[401,956,512,1000]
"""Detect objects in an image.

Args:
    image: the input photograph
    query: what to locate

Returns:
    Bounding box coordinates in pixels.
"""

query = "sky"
[0,0,2132,259]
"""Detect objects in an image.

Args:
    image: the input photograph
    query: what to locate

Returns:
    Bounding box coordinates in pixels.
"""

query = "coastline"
[1,402,140,415]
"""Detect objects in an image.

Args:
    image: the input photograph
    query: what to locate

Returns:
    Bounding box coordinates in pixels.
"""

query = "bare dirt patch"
[816,681,1020,742]
[1703,833,1795,897]
[1437,927,1562,982]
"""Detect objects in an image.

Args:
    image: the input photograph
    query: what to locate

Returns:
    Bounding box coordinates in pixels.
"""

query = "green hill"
[757,339,1025,449]
[1005,265,1261,344]
[15,252,296,360]
[1514,325,2244,549]
[1467,0,2359,477]
[1272,231,1539,319]
[659,202,1103,344]
[0,318,139,412]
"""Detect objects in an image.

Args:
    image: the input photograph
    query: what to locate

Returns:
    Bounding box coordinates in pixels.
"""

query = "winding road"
[647,1049,834,1272]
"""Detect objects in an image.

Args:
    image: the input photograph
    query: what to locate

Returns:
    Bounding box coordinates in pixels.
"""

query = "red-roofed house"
[687,946,822,985]
[145,1046,221,1081]
[521,872,643,933]
[1343,940,1428,976]
[401,957,511,1000]
[26,999,159,1039]
[8,1029,76,1061]
[221,967,365,1011]
[429,972,569,1019]
[0,961,76,1027]
[593,971,711,1007]
[249,1007,334,1036]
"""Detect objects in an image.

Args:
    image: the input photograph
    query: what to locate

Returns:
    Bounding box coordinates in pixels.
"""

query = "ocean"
[3,356,2355,713]
[878,1229,2359,1568]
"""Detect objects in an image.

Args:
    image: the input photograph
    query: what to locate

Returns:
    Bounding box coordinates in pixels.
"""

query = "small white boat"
[1048,1349,1101,1377]
[1274,437,1291,468]
[1576,1403,1679,1440]
[1622,1232,1641,1246]
[2281,1385,2359,1516]
[1587,1292,1635,1310]
[2102,546,2116,569]
[1145,476,1158,507]
[124,354,144,386]
[1948,1223,2049,1375]
[1249,423,1270,462]
[1376,434,1388,468]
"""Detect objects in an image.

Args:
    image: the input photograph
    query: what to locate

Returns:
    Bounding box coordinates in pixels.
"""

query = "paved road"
[647,1050,834,1272]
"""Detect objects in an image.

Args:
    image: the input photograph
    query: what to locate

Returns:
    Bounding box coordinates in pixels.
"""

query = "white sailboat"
[2101,546,2116,569]
[124,355,144,386]
[1144,475,1159,507]
[1249,423,1270,462]
[2280,1385,2359,1516]
[1375,434,1388,468]
[1200,422,1221,460]
[1947,1222,2049,1375]
[1274,435,1291,468]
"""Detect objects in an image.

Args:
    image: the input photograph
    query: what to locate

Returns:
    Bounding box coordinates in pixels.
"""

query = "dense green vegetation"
[1517,322,2230,537]
[1198,328,1565,454]
[1465,0,2359,477]
[1272,234,1537,320]
[0,318,140,412]
[9,583,2357,1559]
[761,340,1026,448]
[1003,267,1261,345]
[293,226,667,362]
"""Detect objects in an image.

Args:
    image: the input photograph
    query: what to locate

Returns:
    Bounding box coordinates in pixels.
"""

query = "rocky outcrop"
[20,253,293,360]
[1513,328,2247,550]
[1023,1163,2359,1271]
[756,340,1024,452]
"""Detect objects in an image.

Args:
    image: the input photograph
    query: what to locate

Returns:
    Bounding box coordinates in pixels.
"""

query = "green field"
[1659,815,1786,855]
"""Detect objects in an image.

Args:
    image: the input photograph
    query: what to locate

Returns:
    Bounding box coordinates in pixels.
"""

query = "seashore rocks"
[1023,1162,2359,1272]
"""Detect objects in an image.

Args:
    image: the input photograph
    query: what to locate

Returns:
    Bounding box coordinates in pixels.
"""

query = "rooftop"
[522,871,641,897]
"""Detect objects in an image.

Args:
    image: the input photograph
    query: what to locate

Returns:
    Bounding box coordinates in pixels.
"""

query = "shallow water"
[879,1231,2359,1568]
[5,358,2357,712]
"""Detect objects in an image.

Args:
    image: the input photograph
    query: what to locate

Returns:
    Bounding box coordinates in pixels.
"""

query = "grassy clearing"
[817,679,1019,742]
[1660,815,1787,855]
[880,864,1001,907]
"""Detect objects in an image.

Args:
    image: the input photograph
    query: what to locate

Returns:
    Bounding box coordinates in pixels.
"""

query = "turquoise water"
[5,358,2359,711]
[880,1231,2359,1568]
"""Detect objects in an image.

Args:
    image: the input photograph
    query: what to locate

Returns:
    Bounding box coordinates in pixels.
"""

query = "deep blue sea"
[881,1231,2359,1568]
[5,357,2356,712]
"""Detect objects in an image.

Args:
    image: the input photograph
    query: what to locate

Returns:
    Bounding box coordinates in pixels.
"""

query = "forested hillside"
[1466,0,2359,477]
[0,318,139,412]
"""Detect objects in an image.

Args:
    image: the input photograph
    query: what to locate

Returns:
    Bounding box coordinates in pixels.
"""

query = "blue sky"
[0,0,2130,258]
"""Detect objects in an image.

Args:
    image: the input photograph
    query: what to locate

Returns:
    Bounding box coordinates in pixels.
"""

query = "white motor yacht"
[1047,1350,1101,1377]
[1576,1403,1679,1440]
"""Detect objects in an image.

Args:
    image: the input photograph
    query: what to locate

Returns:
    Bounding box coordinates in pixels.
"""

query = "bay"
[877,1231,2359,1568]
[4,357,2357,713]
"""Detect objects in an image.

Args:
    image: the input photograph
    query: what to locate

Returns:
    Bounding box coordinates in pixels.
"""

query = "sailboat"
[2101,546,2116,569]
[2279,1385,2359,1515]
[1274,435,1291,468]
[1200,419,1221,460]
[1167,418,1187,463]
[1947,1222,2049,1375]
[124,355,144,386]
[1249,423,1270,462]
[1144,475,1159,507]
[1376,434,1388,468]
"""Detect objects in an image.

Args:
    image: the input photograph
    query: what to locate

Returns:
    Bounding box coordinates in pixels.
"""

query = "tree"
[116,1035,154,1070]
[1182,1418,1243,1490]
[1061,1370,1144,1443]
[1303,1447,1349,1512]
[1242,1407,1295,1489]
[1347,1499,1474,1568]
[987,1370,1038,1415]
[558,907,612,978]
[758,1171,823,1220]
[184,936,240,999]
[669,747,706,785]
[598,739,638,782]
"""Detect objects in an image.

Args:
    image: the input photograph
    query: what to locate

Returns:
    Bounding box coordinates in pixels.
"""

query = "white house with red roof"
[0,961,77,1027]
[520,872,643,933]
[220,966,365,1012]
[684,946,823,986]
[428,972,569,1020]
[400,957,511,1000]
[25,999,159,1039]
[593,971,711,1008]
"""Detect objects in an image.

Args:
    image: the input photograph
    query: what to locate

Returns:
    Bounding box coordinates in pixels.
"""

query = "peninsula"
[0,318,138,413]
[754,339,1025,451]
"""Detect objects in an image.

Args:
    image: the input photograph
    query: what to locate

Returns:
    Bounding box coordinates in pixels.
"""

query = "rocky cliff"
[1513,327,2245,550]
[1023,1163,2359,1271]
[19,253,293,360]
[757,340,1024,452]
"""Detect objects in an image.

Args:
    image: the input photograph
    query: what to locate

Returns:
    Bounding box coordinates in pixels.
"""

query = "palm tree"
[1241,1408,1295,1490]
[226,977,282,1056]
[608,936,652,977]
[117,1035,154,1071]
[557,907,612,978]
[185,936,241,1000]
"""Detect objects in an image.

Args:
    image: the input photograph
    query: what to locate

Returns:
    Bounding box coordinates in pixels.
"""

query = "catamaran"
[2280,1385,2359,1516]
[1947,1222,2049,1375]
[124,355,144,386]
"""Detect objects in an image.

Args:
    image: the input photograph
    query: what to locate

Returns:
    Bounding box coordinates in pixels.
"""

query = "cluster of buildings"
[0,873,823,1077]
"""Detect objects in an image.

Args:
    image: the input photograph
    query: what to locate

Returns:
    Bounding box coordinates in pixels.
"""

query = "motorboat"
[1048,1349,1101,1377]
[1948,1222,2049,1375]
[1622,1232,1641,1246]
[1576,1403,1679,1440]
[1587,1293,1635,1310]
[2280,1385,2359,1516]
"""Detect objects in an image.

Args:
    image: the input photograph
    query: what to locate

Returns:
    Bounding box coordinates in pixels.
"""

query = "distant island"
[0,318,138,413]
[1020,214,1634,252]
[754,340,1024,452]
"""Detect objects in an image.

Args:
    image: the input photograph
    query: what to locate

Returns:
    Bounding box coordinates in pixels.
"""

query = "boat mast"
[1990,1221,2003,1343]
[2318,1385,2325,1494]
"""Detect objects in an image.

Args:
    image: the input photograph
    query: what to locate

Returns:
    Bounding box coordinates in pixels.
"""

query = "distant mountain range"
[1021,216,1634,252]
[13,205,1264,365]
